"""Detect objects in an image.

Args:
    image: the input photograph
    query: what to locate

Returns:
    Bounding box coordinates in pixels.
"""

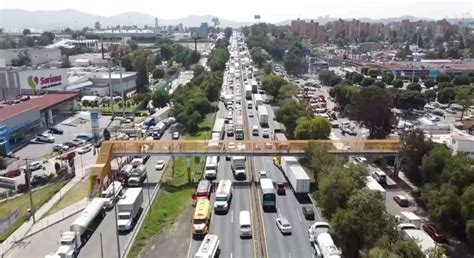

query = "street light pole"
[24,159,36,223]
[108,60,115,119]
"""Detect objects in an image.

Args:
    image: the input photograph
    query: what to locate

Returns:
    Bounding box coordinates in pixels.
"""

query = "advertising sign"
[18,69,68,91]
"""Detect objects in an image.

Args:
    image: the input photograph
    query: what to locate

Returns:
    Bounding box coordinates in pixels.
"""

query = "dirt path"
[140,199,194,258]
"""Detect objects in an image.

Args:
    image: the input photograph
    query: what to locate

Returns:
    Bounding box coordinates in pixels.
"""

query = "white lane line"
[231,253,233,258]
[288,253,292,258]
[278,208,281,216]
[186,237,193,258]
[296,208,302,222]
[231,209,233,224]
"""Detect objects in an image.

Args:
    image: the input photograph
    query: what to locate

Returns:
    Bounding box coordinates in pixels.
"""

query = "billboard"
[17,69,68,91]
[91,110,100,139]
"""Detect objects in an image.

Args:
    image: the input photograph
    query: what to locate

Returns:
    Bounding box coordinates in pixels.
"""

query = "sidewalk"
[0,160,91,256]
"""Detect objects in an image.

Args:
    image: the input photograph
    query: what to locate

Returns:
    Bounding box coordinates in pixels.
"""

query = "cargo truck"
[245,84,252,100]
[117,188,144,232]
[257,105,269,127]
[235,125,244,140]
[253,94,263,108]
[365,176,386,200]
[251,80,258,93]
[397,223,441,257]
[308,222,342,258]
[281,157,310,194]
[54,198,106,257]
[231,156,246,180]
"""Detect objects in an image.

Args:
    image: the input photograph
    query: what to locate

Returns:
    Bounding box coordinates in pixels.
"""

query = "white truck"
[397,223,438,257]
[54,198,106,258]
[365,176,386,200]
[231,156,246,180]
[251,80,258,93]
[308,222,342,258]
[281,157,310,194]
[117,188,144,232]
[99,181,123,209]
[245,84,252,100]
[204,156,218,180]
[253,94,263,108]
[400,211,422,229]
[257,105,269,127]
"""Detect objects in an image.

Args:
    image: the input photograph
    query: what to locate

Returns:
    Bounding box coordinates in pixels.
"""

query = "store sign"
[18,69,68,90]
[91,111,100,139]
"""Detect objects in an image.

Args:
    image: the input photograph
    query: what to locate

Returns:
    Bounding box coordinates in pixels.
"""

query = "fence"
[0,209,19,235]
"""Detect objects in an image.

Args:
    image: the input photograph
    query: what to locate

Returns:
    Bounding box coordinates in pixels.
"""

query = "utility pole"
[108,60,115,119]
[112,176,121,258]
[24,159,36,223]
[119,59,125,117]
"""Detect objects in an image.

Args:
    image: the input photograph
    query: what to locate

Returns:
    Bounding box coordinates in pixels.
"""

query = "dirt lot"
[140,199,194,258]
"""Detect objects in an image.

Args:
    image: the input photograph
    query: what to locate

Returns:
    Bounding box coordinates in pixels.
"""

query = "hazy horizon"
[0,0,472,23]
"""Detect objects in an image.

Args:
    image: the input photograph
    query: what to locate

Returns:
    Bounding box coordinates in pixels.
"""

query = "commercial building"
[0,68,69,98]
[291,19,325,44]
[190,23,209,39]
[0,93,78,154]
[0,48,61,66]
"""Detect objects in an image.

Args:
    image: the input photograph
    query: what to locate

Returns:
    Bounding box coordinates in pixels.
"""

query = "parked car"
[155,160,166,170]
[71,139,86,146]
[259,170,267,178]
[53,144,69,152]
[302,206,315,220]
[393,194,409,207]
[2,169,22,178]
[172,132,180,140]
[422,223,446,242]
[27,161,43,171]
[36,133,55,143]
[445,108,456,114]
[275,216,292,235]
[77,145,92,154]
[276,183,285,195]
[48,127,64,135]
[262,129,269,138]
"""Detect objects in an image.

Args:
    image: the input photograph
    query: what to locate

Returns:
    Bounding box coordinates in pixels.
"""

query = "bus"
[260,178,276,211]
[192,199,211,238]
[212,118,226,140]
[245,84,252,100]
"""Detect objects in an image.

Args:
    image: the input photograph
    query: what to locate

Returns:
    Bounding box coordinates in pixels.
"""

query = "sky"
[0,0,472,22]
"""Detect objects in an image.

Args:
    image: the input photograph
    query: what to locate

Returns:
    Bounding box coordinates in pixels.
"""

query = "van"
[100,181,123,209]
[204,156,218,180]
[372,169,387,184]
[252,125,259,136]
[194,234,220,258]
[214,180,232,213]
[239,210,252,238]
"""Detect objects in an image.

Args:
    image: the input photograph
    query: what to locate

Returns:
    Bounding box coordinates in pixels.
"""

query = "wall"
[0,48,61,66]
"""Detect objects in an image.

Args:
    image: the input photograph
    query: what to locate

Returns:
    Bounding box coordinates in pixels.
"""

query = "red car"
[422,223,446,242]
[276,183,285,195]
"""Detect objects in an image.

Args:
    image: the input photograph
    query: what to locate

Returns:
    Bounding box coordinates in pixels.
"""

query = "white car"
[78,145,92,154]
[276,217,292,234]
[27,161,43,171]
[259,170,267,178]
[248,111,254,117]
[262,129,270,138]
[37,133,55,143]
[155,160,166,170]
[445,108,456,114]
[172,132,180,140]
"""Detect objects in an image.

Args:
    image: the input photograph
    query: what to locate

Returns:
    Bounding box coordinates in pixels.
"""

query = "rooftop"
[0,93,78,122]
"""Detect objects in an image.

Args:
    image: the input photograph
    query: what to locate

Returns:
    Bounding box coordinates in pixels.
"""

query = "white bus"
[365,176,386,199]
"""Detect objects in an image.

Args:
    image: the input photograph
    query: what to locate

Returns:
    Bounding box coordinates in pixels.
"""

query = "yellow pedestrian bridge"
[88,139,401,195]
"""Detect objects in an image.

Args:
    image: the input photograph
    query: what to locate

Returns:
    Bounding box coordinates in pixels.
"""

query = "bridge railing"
[107,139,401,155]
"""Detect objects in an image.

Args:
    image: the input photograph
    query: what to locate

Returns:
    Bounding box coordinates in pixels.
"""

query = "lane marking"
[231,252,233,258]
[288,252,292,258]
[185,236,193,258]
[231,209,233,224]
[296,208,302,222]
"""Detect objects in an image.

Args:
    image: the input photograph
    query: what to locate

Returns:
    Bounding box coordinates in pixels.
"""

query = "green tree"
[455,87,474,120]
[392,79,404,88]
[317,164,367,218]
[367,68,380,77]
[361,77,375,87]
[152,67,165,79]
[284,50,307,76]
[391,239,425,258]
[160,44,173,61]
[224,27,233,38]
[331,190,390,257]
[275,99,310,138]
[368,247,399,258]
[406,83,422,91]
[11,50,31,66]
[192,64,205,77]
[421,145,451,184]
[401,129,434,185]
[398,90,426,110]
[261,75,287,100]
[22,29,31,36]
[349,72,364,84]
[250,47,268,67]
[437,87,456,104]
[152,88,170,108]
[438,82,454,90]
[294,116,331,140]
[304,142,341,179]
[436,73,451,83]
[263,62,273,75]
[352,86,394,138]
[329,85,358,112]
[424,89,437,102]
[0,157,6,170]
[382,72,394,84]
[424,79,436,88]
[453,75,471,86]
[373,81,386,88]
[277,83,298,102]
